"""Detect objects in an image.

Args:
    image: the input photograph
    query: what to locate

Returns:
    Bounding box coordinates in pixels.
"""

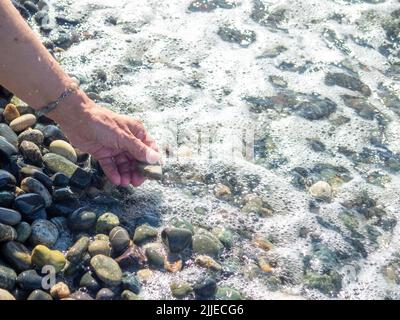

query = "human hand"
[49,91,160,186]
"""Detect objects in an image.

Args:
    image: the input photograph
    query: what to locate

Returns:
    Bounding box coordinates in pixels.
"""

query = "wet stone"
[17,129,44,146]
[0,207,21,226]
[96,288,116,300]
[192,232,223,257]
[341,95,377,120]
[115,245,147,269]
[20,167,53,190]
[0,137,18,157]
[325,72,371,96]
[1,241,31,272]
[217,26,256,47]
[41,125,67,145]
[0,265,17,291]
[0,191,14,208]
[21,177,51,207]
[133,224,158,244]
[0,170,16,192]
[50,282,70,300]
[194,277,217,298]
[31,245,66,273]
[14,193,46,222]
[0,223,17,242]
[95,212,120,234]
[79,271,101,293]
[251,0,286,29]
[188,0,237,12]
[90,254,123,287]
[51,172,69,187]
[16,270,43,291]
[170,281,193,298]
[109,226,130,255]
[0,123,18,147]
[88,240,111,257]
[15,221,31,243]
[121,272,141,294]
[294,94,337,120]
[68,208,97,232]
[215,286,243,300]
[161,227,193,253]
[66,236,90,264]
[0,288,15,300]
[29,219,59,247]
[27,289,53,300]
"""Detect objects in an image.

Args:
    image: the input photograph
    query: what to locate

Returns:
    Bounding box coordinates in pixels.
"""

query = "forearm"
[0,0,73,110]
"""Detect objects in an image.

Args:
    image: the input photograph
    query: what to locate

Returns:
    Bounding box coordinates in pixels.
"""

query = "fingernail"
[146,149,161,164]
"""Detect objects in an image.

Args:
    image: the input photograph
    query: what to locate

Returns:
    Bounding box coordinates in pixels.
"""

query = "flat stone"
[90,254,122,287]
[0,207,21,225]
[133,224,158,244]
[95,212,120,234]
[137,163,163,180]
[88,239,111,257]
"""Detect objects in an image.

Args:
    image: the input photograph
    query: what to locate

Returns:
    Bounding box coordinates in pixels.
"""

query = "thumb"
[123,135,160,164]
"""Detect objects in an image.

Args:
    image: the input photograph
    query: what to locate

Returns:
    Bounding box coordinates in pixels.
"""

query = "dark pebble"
[0,170,16,191]
[96,288,116,300]
[16,270,43,291]
[68,208,97,231]
[14,193,46,222]
[79,271,101,293]
[51,172,70,187]
[194,277,217,298]
[27,289,53,300]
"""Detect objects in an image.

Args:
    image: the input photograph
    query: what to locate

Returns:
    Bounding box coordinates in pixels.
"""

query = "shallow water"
[41,0,400,299]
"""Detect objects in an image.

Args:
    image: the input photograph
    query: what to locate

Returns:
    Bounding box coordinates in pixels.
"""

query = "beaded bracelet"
[36,83,79,118]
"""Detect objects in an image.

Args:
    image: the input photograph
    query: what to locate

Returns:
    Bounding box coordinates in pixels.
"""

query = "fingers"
[114,153,131,187]
[131,170,146,187]
[98,157,121,186]
[126,119,160,153]
[121,134,160,164]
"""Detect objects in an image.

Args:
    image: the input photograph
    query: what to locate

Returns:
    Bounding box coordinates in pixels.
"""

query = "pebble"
[49,140,77,163]
[194,277,217,298]
[41,125,67,145]
[109,226,130,254]
[325,72,371,97]
[192,232,223,257]
[90,254,122,287]
[66,236,90,264]
[31,245,66,273]
[121,290,141,300]
[16,269,43,291]
[88,239,111,257]
[145,245,165,268]
[195,255,222,271]
[30,219,59,247]
[79,271,101,293]
[21,177,51,207]
[96,288,116,300]
[121,272,141,294]
[161,227,193,253]
[309,181,332,200]
[20,166,53,190]
[114,245,147,268]
[68,208,97,231]
[19,140,42,166]
[3,104,20,123]
[17,128,44,146]
[136,268,153,281]
[43,153,92,189]
[0,288,15,300]
[14,193,46,222]
[0,191,14,208]
[0,223,17,242]
[0,170,16,191]
[164,255,183,273]
[68,291,94,300]
[0,123,18,147]
[0,136,18,157]
[1,241,31,271]
[9,114,37,132]
[215,287,243,300]
[170,281,193,298]
[27,289,53,300]
[15,221,32,243]
[51,172,69,187]
[95,212,120,234]
[50,282,70,299]
[0,265,17,290]
[0,207,21,225]
[133,224,158,244]
[136,163,163,180]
